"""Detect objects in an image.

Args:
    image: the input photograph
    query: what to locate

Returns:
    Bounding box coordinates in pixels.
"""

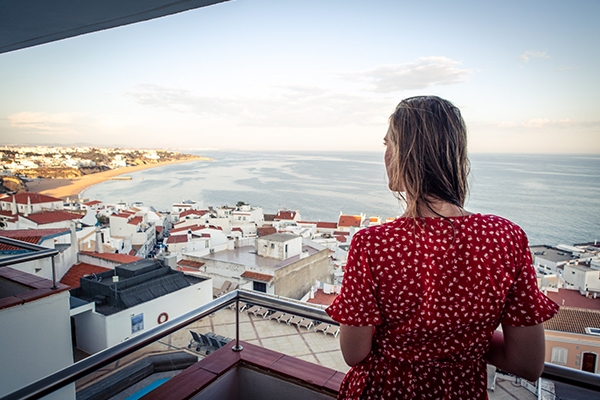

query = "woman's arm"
[339,324,374,367]
[485,323,546,381]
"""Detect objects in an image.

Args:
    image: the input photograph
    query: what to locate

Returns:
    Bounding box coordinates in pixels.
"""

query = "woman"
[326,96,559,399]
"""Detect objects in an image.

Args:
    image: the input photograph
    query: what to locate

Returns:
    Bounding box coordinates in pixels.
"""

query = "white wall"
[257,236,302,260]
[0,291,75,399]
[74,277,212,354]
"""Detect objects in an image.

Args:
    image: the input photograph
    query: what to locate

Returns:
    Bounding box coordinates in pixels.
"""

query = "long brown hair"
[386,96,470,218]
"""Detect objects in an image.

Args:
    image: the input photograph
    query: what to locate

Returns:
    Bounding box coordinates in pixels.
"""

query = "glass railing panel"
[4,290,600,400]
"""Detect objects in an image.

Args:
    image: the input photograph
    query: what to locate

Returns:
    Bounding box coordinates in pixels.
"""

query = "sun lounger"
[299,319,314,330]
[246,305,262,315]
[289,316,304,326]
[314,323,329,333]
[324,325,340,338]
[269,311,285,321]
[277,313,294,324]
[213,280,232,298]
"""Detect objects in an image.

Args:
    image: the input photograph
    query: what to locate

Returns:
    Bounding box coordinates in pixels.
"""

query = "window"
[551,347,568,365]
[253,281,267,293]
[585,327,600,336]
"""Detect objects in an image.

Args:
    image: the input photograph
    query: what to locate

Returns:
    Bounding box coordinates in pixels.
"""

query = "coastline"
[26,158,207,200]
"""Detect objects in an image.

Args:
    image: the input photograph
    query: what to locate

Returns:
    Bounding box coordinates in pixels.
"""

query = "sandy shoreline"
[27,158,206,200]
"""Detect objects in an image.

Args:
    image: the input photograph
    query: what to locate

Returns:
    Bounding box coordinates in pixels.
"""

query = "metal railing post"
[50,256,58,289]
[232,297,243,352]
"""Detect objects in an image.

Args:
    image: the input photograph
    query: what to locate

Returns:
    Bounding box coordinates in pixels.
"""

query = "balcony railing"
[2,289,600,399]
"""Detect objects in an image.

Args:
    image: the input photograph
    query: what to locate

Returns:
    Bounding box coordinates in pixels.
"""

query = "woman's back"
[328,213,558,398]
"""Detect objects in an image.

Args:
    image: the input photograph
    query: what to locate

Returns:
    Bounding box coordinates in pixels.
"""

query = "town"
[1,192,599,399]
[0,145,205,184]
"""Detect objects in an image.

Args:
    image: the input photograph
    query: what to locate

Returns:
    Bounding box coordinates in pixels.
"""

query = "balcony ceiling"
[0,0,228,55]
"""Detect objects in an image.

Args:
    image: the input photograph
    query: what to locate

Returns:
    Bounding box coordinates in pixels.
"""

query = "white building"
[0,268,75,400]
[69,259,212,355]
[191,234,331,300]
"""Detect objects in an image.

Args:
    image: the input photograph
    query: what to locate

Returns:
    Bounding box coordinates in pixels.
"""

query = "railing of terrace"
[2,289,600,400]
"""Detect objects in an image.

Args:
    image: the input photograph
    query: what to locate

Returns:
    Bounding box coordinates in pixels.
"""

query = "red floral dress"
[326,214,559,399]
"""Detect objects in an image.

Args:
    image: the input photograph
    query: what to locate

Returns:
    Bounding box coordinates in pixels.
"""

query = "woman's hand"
[339,324,374,367]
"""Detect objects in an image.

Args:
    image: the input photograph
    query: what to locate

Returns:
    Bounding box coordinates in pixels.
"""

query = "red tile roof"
[544,306,600,334]
[0,210,15,217]
[112,212,134,218]
[170,224,204,234]
[0,228,69,239]
[1,193,63,205]
[128,216,143,225]
[257,226,277,237]
[0,236,41,250]
[264,214,276,221]
[333,231,349,236]
[80,251,142,263]
[240,271,273,282]
[275,210,296,220]
[180,209,207,218]
[546,289,600,310]
[297,221,317,225]
[166,235,188,244]
[334,235,347,243]
[22,211,82,225]
[83,200,102,206]
[338,215,361,227]
[232,227,243,232]
[178,259,205,269]
[317,222,337,229]
[306,289,339,307]
[59,263,111,288]
[156,226,163,233]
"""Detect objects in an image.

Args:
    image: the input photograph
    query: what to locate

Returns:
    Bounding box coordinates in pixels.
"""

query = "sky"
[0,0,598,153]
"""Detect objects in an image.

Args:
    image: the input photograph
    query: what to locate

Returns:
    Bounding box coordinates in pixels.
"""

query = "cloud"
[555,66,579,71]
[8,112,89,135]
[126,83,389,128]
[126,84,241,116]
[498,118,600,129]
[519,51,550,62]
[338,57,473,92]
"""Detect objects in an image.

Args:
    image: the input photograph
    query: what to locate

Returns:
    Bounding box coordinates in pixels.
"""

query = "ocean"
[82,151,600,246]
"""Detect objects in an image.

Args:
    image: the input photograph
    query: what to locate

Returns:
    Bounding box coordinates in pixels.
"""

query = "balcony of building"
[2,250,600,400]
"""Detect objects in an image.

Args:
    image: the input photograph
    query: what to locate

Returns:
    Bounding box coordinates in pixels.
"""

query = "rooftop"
[0,267,70,310]
[59,262,111,289]
[544,306,600,334]
[71,259,206,315]
[199,244,321,270]
[260,233,301,242]
[22,210,82,224]
[80,251,142,264]
[546,289,600,310]
[531,245,576,264]
[0,192,62,204]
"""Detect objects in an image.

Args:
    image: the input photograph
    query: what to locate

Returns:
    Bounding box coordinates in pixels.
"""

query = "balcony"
[1,236,600,399]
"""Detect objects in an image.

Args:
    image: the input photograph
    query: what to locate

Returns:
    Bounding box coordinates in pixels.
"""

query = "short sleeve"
[501,230,559,326]
[326,231,382,326]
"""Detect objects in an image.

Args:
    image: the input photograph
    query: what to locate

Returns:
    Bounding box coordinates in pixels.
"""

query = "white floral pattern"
[327,214,559,399]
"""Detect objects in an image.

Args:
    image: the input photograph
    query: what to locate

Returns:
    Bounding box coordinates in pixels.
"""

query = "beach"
[26,158,206,200]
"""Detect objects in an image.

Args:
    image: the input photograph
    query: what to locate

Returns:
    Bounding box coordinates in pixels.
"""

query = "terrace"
[1,234,600,400]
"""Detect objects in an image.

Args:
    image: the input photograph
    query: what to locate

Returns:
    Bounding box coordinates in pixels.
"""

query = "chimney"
[26,195,32,216]
[95,225,104,253]
[11,196,17,215]
[70,221,78,266]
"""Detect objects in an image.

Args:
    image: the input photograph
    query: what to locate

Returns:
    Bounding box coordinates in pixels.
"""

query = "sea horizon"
[80,150,600,247]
